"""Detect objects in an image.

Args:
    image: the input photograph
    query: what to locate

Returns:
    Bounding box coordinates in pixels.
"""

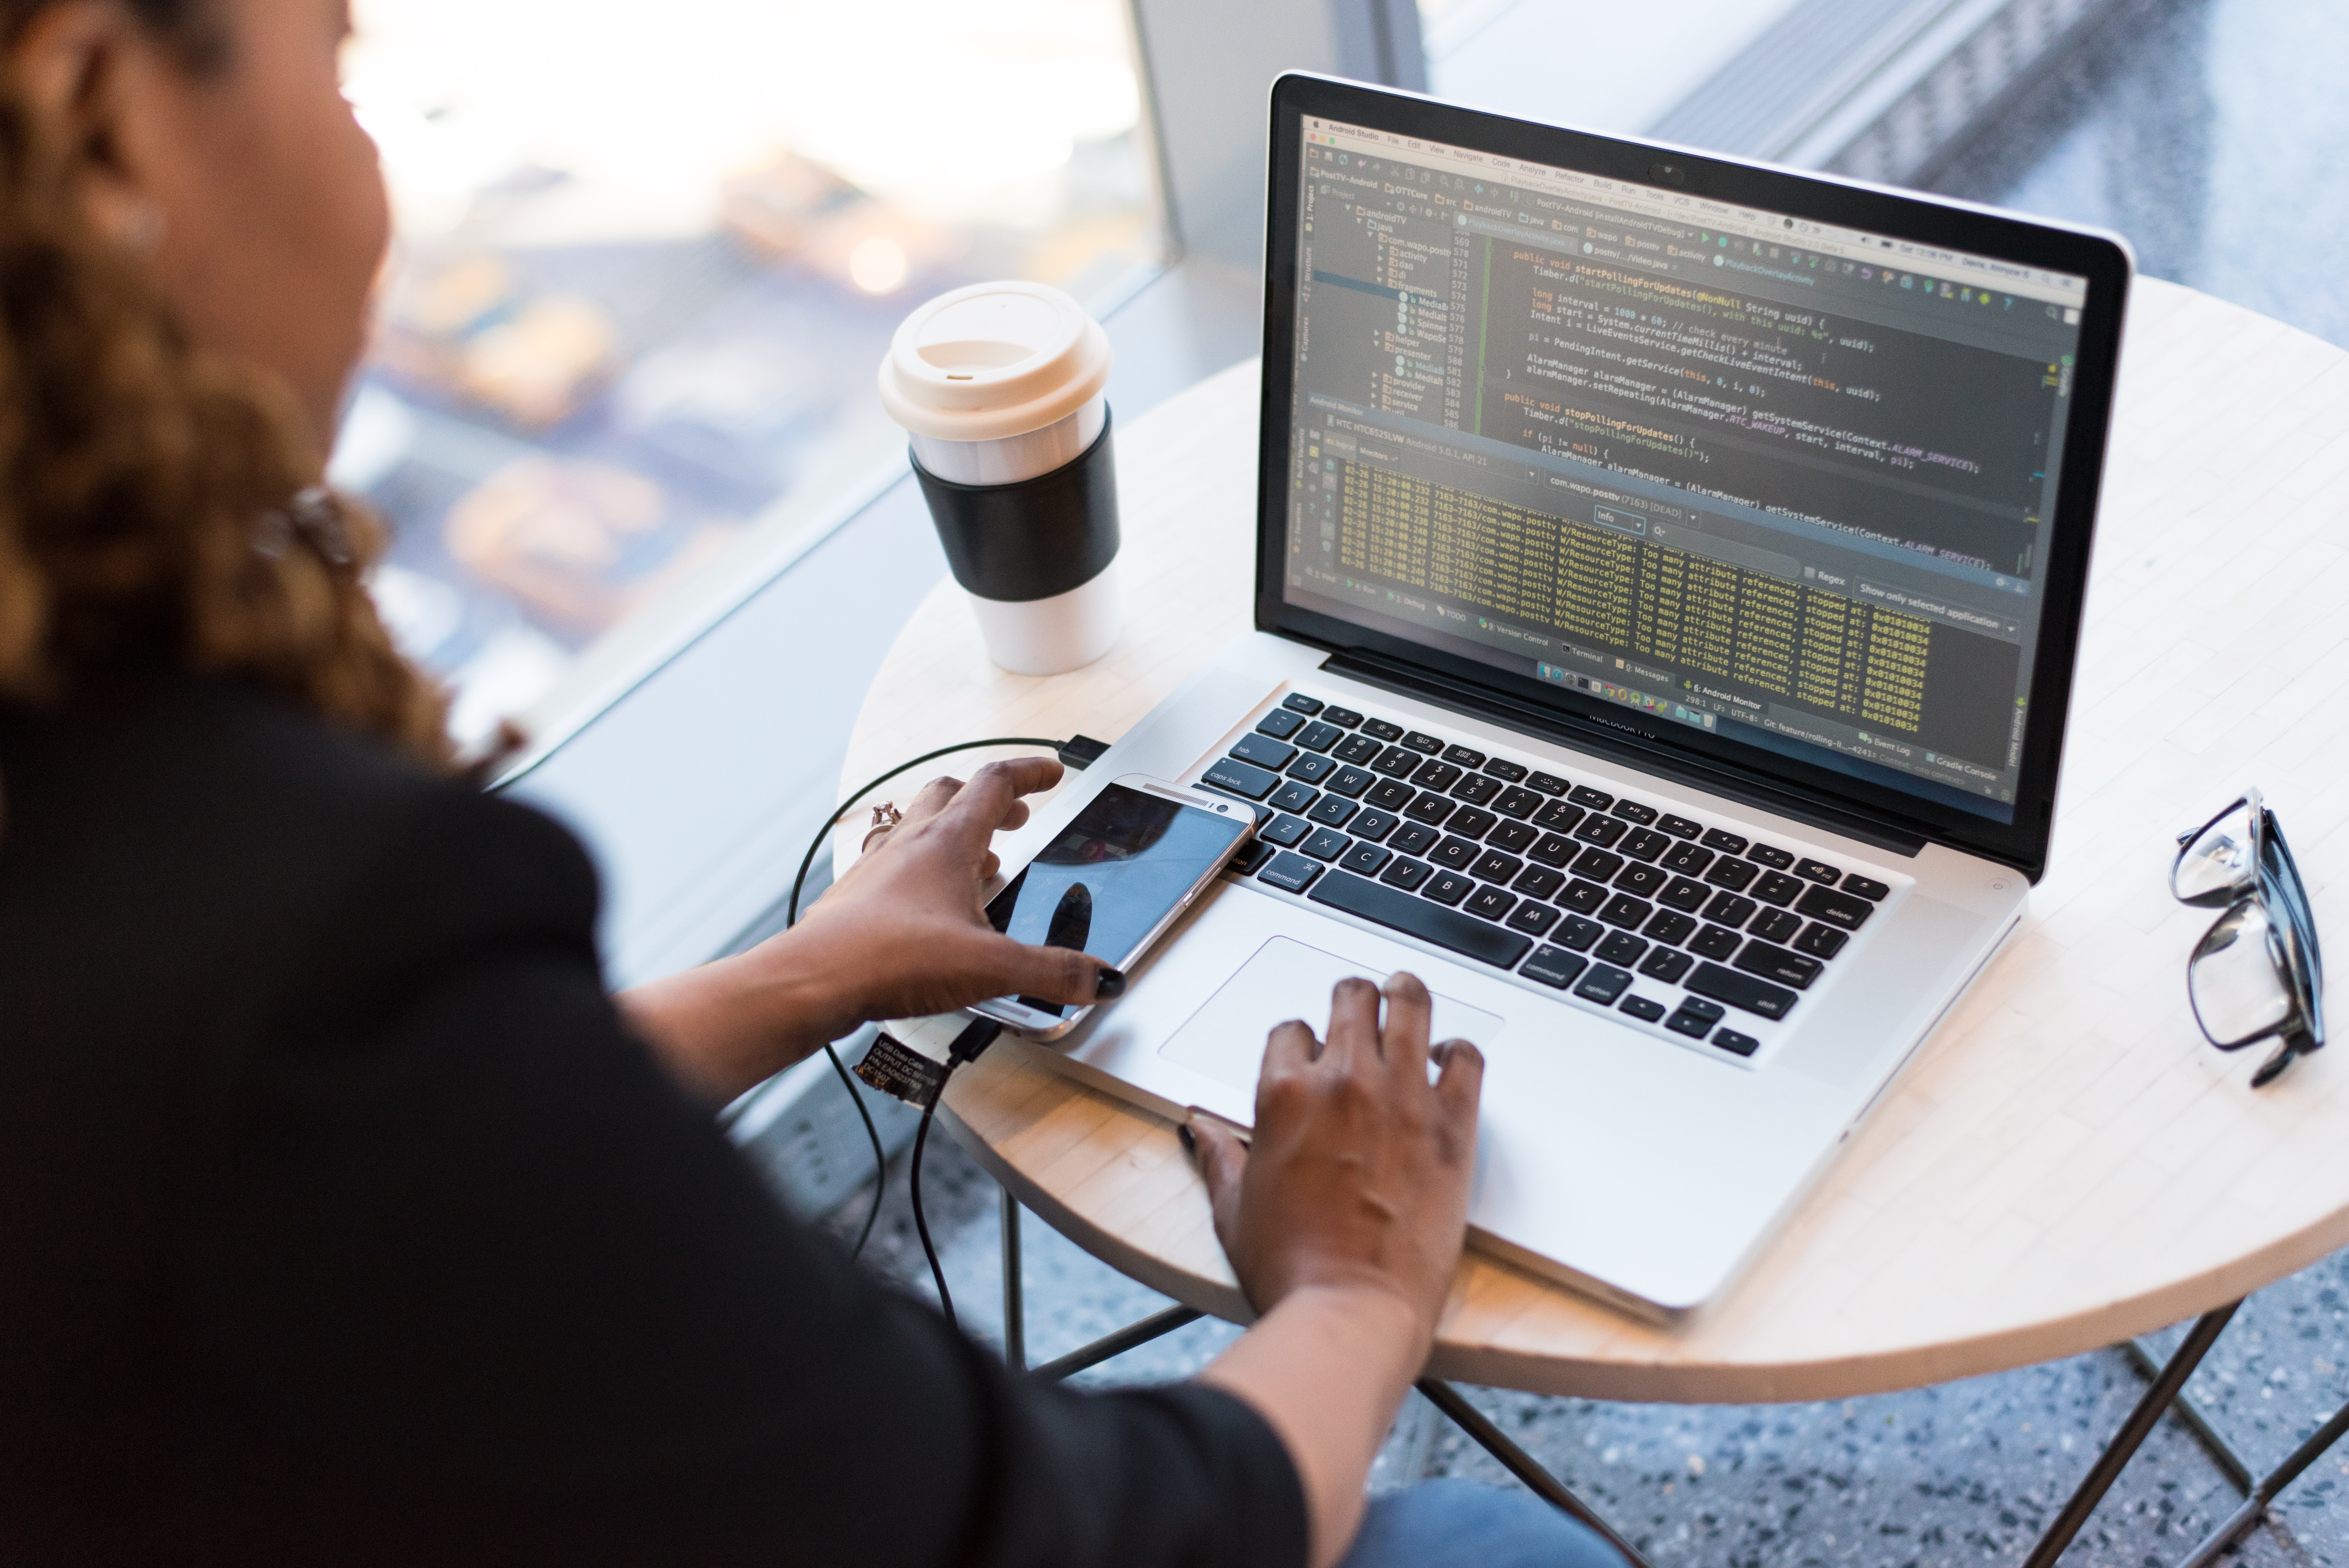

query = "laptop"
[993,74,2131,1322]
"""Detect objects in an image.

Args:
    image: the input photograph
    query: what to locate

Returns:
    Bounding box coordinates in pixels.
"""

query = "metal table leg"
[2023,1301,2243,1568]
[1418,1378,1656,1568]
[2174,1394,2349,1568]
[2121,1336,2253,1495]
[1000,1187,1025,1372]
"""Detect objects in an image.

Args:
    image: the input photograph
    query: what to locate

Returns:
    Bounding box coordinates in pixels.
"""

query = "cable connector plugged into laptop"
[1055,734,1111,771]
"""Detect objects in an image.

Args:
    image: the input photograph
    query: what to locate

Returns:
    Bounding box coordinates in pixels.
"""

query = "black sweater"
[0,673,1306,1567]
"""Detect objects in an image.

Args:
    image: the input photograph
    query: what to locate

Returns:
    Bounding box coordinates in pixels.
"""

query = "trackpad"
[1160,936,1506,1094]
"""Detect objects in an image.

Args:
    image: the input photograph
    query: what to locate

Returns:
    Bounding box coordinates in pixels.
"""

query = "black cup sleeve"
[913,409,1119,604]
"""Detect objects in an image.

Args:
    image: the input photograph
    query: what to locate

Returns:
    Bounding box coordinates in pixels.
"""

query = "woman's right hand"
[1188,973,1484,1344]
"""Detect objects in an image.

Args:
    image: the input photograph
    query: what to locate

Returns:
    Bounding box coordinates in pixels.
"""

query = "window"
[335,0,1160,747]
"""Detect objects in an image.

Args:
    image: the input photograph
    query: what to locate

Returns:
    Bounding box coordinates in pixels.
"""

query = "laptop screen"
[1276,114,2095,826]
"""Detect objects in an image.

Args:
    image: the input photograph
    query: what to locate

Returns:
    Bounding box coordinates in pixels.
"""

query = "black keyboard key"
[1572,815,1628,848]
[1269,780,1320,814]
[1658,876,1709,914]
[1306,795,1360,829]
[1531,797,1587,832]
[1203,757,1280,799]
[1644,910,1698,946]
[1360,718,1404,741]
[1365,777,1415,810]
[1752,870,1804,907]
[1556,915,1604,951]
[1686,962,1799,1019]
[1443,745,1486,768]
[1294,720,1344,753]
[1520,945,1588,988]
[1257,851,1324,892]
[1843,873,1891,902]
[1658,814,1703,840]
[1665,999,1721,1038]
[1621,827,1670,862]
[1379,857,1433,891]
[1702,892,1757,927]
[1260,814,1312,847]
[1282,693,1324,715]
[1307,870,1535,969]
[1715,1028,1761,1057]
[1749,908,1804,945]
[1286,753,1337,786]
[1526,771,1570,796]
[1322,706,1364,729]
[1735,940,1823,990]
[1569,785,1615,811]
[1596,930,1647,966]
[1493,786,1545,820]
[1327,766,1376,799]
[1256,708,1305,739]
[1351,809,1399,842]
[1528,832,1577,868]
[1640,948,1695,984]
[1571,848,1624,882]
[1611,799,1659,825]
[1486,820,1540,853]
[1405,792,1456,827]
[1748,843,1795,870]
[1794,857,1840,885]
[1390,823,1440,856]
[1333,732,1384,764]
[1472,850,1526,884]
[1425,871,1475,906]
[1429,835,1480,871]
[1574,964,1633,1004]
[1483,758,1528,783]
[1232,732,1297,770]
[1230,841,1276,877]
[1512,866,1567,900]
[1689,924,1742,960]
[1701,828,1750,855]
[1301,827,1352,862]
[1451,773,1502,806]
[1600,893,1654,930]
[1661,841,1714,875]
[1340,842,1392,877]
[1795,922,1849,960]
[1401,730,1445,755]
[1559,879,1609,915]
[1620,994,1667,1023]
[1412,759,1463,791]
[1505,901,1559,936]
[1703,857,1758,891]
[1795,884,1877,931]
[1464,885,1517,922]
[1448,807,1499,840]
[1614,863,1669,899]
[1372,745,1421,777]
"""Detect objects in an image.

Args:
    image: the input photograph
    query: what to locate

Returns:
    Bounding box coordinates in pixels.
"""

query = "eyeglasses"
[2172,788,2325,1087]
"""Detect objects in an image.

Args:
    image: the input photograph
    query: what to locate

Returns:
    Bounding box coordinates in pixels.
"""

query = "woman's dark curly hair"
[0,0,451,784]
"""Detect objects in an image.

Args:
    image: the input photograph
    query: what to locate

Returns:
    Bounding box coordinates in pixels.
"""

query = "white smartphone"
[970,774,1256,1039]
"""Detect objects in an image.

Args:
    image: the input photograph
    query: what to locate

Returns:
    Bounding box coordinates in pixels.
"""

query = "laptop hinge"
[1322,649,1932,859]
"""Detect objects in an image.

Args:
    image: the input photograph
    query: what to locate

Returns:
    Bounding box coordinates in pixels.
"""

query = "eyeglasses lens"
[2188,898,2297,1047]
[2175,801,2258,905]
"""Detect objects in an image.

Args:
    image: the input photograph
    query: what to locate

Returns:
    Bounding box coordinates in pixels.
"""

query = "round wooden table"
[838,277,2349,1406]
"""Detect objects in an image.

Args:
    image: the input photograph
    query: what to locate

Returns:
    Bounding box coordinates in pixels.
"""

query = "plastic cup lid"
[877,280,1112,442]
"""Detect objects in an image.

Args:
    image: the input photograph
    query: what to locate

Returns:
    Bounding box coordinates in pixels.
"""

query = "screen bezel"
[1254,73,2132,882]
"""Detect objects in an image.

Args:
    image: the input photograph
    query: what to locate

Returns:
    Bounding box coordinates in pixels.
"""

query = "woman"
[0,0,1623,1563]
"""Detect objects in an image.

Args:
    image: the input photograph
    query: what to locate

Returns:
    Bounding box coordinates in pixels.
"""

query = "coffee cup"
[879,281,1121,675]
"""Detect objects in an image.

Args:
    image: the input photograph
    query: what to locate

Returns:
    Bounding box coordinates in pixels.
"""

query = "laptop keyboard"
[1205,692,1894,1062]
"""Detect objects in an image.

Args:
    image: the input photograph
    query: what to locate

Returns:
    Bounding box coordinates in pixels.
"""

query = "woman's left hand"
[619,755,1114,1099]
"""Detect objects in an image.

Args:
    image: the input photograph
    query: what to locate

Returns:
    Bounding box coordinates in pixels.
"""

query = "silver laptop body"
[987,76,2132,1321]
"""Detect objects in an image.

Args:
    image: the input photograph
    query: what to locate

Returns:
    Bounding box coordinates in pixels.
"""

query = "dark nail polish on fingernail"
[1094,967,1127,999]
[1178,1123,1196,1154]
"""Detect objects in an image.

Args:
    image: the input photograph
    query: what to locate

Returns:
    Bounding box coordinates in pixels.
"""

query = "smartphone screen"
[984,784,1251,1017]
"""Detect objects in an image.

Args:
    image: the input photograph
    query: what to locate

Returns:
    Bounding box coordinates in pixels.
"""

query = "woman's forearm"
[1198,1284,1430,1568]
[617,947,850,1102]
